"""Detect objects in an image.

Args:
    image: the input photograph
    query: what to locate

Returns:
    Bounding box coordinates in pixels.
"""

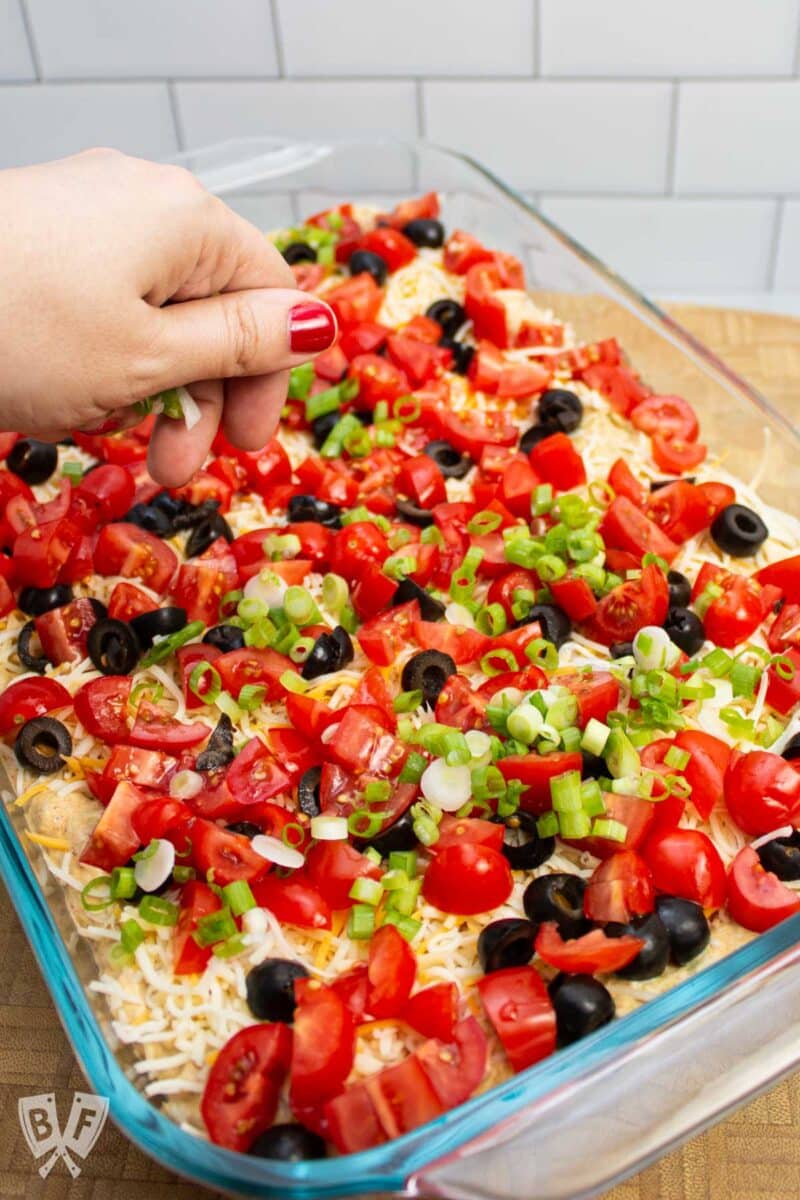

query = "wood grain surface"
[1,303,798,1200]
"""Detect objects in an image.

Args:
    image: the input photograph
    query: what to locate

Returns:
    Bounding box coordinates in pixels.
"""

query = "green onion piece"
[524,638,560,671]
[573,562,606,592]
[238,596,267,625]
[588,480,615,508]
[471,764,507,803]
[695,582,724,618]
[385,878,422,916]
[120,918,145,955]
[288,362,315,400]
[306,384,343,422]
[556,495,590,529]
[363,846,382,866]
[497,779,523,818]
[381,869,410,892]
[420,525,443,546]
[222,880,256,917]
[139,620,205,667]
[413,814,439,847]
[536,811,560,838]
[213,933,248,958]
[289,636,315,664]
[237,684,266,713]
[546,693,579,730]
[759,714,786,748]
[389,850,418,878]
[263,533,302,562]
[642,552,669,572]
[467,511,502,536]
[664,745,691,770]
[580,779,605,816]
[394,689,423,714]
[173,865,196,884]
[602,572,623,593]
[380,912,421,941]
[771,654,796,681]
[504,538,541,570]
[189,660,222,704]
[139,895,179,927]
[364,779,392,806]
[591,818,627,842]
[506,703,543,745]
[537,554,567,583]
[347,810,385,839]
[558,810,591,839]
[393,395,421,424]
[215,690,244,723]
[679,680,716,701]
[193,907,237,947]
[544,525,569,558]
[480,648,518,676]
[663,774,692,800]
[566,530,603,563]
[560,725,582,752]
[550,769,583,813]
[383,554,416,581]
[532,484,554,516]
[701,647,733,677]
[347,904,376,940]
[510,587,536,622]
[343,426,372,457]
[476,603,508,636]
[719,707,756,740]
[284,586,317,626]
[730,660,760,698]
[81,875,114,912]
[581,718,610,757]
[321,572,349,613]
[110,866,137,901]
[339,604,358,634]
[61,460,84,481]
[349,876,384,907]
[399,751,427,784]
[280,669,311,694]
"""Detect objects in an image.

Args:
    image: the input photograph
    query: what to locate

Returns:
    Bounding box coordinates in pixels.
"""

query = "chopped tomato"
[171,470,232,513]
[397,454,447,509]
[549,575,598,622]
[313,343,348,382]
[535,922,644,974]
[80,780,148,871]
[13,515,83,588]
[765,647,800,715]
[362,227,417,271]
[325,274,383,326]
[0,677,71,737]
[215,646,292,702]
[727,845,800,933]
[583,851,655,924]
[366,925,417,1019]
[126,701,209,752]
[755,554,800,604]
[176,817,269,886]
[651,434,707,474]
[600,497,678,564]
[497,360,551,399]
[305,840,383,911]
[102,744,176,791]
[201,1022,292,1153]
[437,408,518,459]
[646,481,714,544]
[498,458,541,518]
[487,568,541,623]
[251,873,331,931]
[422,843,513,915]
[290,980,356,1111]
[630,395,699,442]
[724,750,800,836]
[581,362,649,416]
[283,691,338,742]
[327,706,407,777]
[387,334,450,386]
[74,463,135,521]
[560,671,619,726]
[74,676,131,742]
[564,792,657,860]
[767,603,800,653]
[584,562,670,647]
[608,458,646,507]
[35,597,97,664]
[700,570,770,649]
[435,675,489,731]
[405,983,459,1042]
[642,827,727,912]
[697,481,736,521]
[497,751,584,814]
[226,737,292,806]
[477,966,556,1072]
[443,229,493,274]
[107,581,158,623]
[673,730,731,821]
[348,352,409,409]
[172,537,239,626]
[94,522,177,593]
[176,643,221,710]
[388,191,440,227]
[330,965,369,1022]
[528,432,586,492]
[430,816,505,856]
[412,619,488,666]
[131,797,192,845]
[174,881,221,976]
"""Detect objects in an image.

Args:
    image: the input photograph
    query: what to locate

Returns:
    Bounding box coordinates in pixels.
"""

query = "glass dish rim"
[1,132,799,1199]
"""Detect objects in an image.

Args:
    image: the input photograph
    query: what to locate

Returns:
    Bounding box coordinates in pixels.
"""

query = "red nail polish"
[289,301,336,354]
[87,416,122,434]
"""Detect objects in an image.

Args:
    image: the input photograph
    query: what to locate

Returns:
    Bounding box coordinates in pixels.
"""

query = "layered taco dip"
[1,192,800,1161]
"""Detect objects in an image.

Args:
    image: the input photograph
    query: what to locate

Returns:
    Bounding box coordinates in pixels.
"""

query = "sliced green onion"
[695,582,724,618]
[120,918,145,955]
[664,745,691,770]
[467,511,502,536]
[390,850,418,877]
[173,865,196,884]
[222,880,256,917]
[560,725,582,752]
[546,693,579,730]
[306,383,343,422]
[412,814,439,847]
[81,875,113,912]
[399,750,427,784]
[394,689,423,714]
[288,362,315,400]
[61,460,84,481]
[380,912,421,941]
[194,907,237,947]
[558,810,591,839]
[322,572,349,613]
[347,810,384,838]
[284,586,316,626]
[580,779,605,816]
[506,702,544,744]
[363,847,383,867]
[213,933,248,958]
[237,684,266,713]
[581,718,610,757]
[771,654,796,682]
[263,533,301,562]
[480,648,518,676]
[504,538,541,570]
[140,620,205,667]
[310,814,348,841]
[189,660,221,704]
[510,587,536,622]
[524,638,560,671]
[394,395,421,424]
[289,637,315,664]
[550,769,582,813]
[364,779,392,806]
[591,818,627,842]
[679,680,716,702]
[532,484,554,516]
[719,707,756,740]
[349,876,384,906]
[347,904,375,940]
[214,690,243,724]
[383,554,416,581]
[476,603,508,636]
[701,647,733,677]
[110,866,137,901]
[536,811,560,838]
[139,895,179,927]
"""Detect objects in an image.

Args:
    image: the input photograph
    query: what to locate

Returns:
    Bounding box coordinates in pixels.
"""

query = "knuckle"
[124,319,173,400]
[224,294,263,374]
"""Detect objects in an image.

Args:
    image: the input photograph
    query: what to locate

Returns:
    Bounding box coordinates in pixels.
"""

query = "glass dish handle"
[168,136,332,195]
[411,943,800,1200]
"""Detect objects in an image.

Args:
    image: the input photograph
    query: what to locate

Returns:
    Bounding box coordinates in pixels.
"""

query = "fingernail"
[289,301,336,354]
[86,416,122,434]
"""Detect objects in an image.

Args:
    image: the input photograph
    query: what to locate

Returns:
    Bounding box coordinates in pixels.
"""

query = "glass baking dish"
[1,135,800,1200]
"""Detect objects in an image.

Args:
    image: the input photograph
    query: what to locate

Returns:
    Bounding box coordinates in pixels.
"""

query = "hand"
[0,149,336,486]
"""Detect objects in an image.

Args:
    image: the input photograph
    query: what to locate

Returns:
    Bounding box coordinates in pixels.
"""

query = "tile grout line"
[794,0,800,74]
[17,0,42,81]
[166,81,185,152]
[664,80,680,196]
[415,79,425,139]
[766,199,786,290]
[1,74,800,88]
[268,0,286,78]
[532,0,541,77]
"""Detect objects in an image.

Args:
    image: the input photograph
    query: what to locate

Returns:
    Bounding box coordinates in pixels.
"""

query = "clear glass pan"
[1,136,799,1200]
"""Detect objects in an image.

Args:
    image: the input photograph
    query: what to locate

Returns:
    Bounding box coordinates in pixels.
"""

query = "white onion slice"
[465,729,492,763]
[486,686,525,709]
[310,814,349,841]
[251,834,305,869]
[134,839,176,893]
[242,907,270,936]
[421,759,472,812]
[244,569,287,610]
[633,625,680,671]
[169,769,204,800]
[176,386,202,430]
[445,602,476,628]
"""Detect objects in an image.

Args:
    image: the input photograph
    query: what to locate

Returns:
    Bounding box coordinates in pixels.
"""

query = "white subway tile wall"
[0,0,798,300]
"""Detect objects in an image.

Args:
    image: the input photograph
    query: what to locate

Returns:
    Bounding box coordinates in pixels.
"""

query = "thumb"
[149,288,336,393]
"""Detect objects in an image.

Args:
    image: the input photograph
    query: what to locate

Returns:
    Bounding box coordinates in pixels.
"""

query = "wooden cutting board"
[0,304,798,1200]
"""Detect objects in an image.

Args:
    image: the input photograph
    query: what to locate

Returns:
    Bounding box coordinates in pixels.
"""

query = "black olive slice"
[402,218,445,248]
[169,497,220,532]
[17,585,73,616]
[523,873,589,939]
[782,733,800,762]
[663,607,705,656]
[129,607,188,649]
[301,625,354,680]
[288,495,342,529]
[537,388,583,434]
[392,578,446,622]
[348,249,387,286]
[151,492,188,522]
[493,810,555,870]
[246,958,309,1022]
[7,438,58,485]
[297,765,322,817]
[609,640,634,659]
[477,918,537,973]
[710,503,768,557]
[425,298,466,338]
[439,337,475,376]
[125,503,173,536]
[667,569,691,609]
[650,477,696,491]
[756,829,800,881]
[203,624,246,653]
[655,895,710,966]
[248,1123,327,1161]
[400,649,457,707]
[282,242,317,265]
[87,618,141,675]
[395,497,434,527]
[606,913,670,980]
[18,621,48,673]
[185,512,233,558]
[226,821,262,840]
[196,714,235,772]
[423,440,473,479]
[548,973,615,1046]
[14,716,72,773]
[358,808,418,857]
[518,603,571,648]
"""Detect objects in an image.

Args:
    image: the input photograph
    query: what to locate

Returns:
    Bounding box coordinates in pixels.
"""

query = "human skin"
[0,148,336,486]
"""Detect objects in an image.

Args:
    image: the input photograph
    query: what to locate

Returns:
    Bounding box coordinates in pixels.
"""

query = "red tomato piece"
[0,677,71,737]
[600,497,679,564]
[642,827,727,912]
[496,361,551,399]
[176,643,221,710]
[325,274,383,326]
[404,983,460,1042]
[327,706,407,777]
[497,751,584,814]
[727,845,800,933]
[313,343,348,382]
[251,872,332,931]
[330,965,369,1023]
[765,647,800,715]
[35,597,98,664]
[583,851,655,924]
[171,470,232,514]
[487,568,541,623]
[528,432,586,492]
[102,744,176,791]
[535,922,644,974]
[435,674,489,731]
[767,603,800,654]
[646,481,714,544]
[174,881,221,976]
[290,980,356,1111]
[80,781,148,871]
[94,522,177,593]
[498,458,541,517]
[366,924,417,1019]
[430,816,505,855]
[564,792,657,860]
[443,229,493,274]
[226,737,292,806]
[477,966,556,1073]
[107,581,158,623]
[74,676,131,743]
[608,458,647,507]
[347,352,409,409]
[581,362,649,416]
[630,395,699,442]
[362,227,417,271]
[339,321,390,358]
[13,516,83,588]
[437,408,518,459]
[172,537,239,626]
[412,618,488,666]
[703,574,769,649]
[724,750,800,836]
[176,817,269,886]
[215,646,292,702]
[201,1022,292,1152]
[697,481,736,521]
[549,575,598,622]
[387,334,450,386]
[305,840,383,911]
[422,843,513,915]
[651,434,707,474]
[756,554,800,604]
[397,454,447,508]
[673,729,731,821]
[560,671,619,727]
[74,463,135,521]
[583,563,670,647]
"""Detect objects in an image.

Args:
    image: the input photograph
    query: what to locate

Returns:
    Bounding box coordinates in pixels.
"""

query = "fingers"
[147,380,222,487]
[147,290,336,398]
[222,370,289,451]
